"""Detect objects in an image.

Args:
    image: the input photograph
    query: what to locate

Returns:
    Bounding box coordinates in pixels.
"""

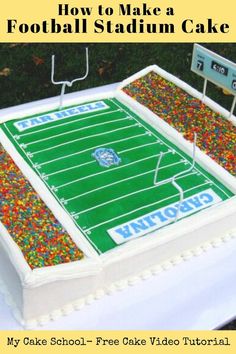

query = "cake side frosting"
[123,71,236,176]
[0,143,83,269]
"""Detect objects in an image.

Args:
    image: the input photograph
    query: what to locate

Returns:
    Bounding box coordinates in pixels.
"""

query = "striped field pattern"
[2,98,233,253]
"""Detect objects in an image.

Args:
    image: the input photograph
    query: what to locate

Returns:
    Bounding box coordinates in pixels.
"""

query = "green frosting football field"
[2,98,233,253]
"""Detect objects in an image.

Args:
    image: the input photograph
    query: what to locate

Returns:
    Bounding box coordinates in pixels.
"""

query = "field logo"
[108,189,222,244]
[93,148,121,168]
[14,101,109,132]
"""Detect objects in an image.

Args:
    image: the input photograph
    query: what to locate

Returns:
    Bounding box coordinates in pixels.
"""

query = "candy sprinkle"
[123,71,236,176]
[0,144,84,269]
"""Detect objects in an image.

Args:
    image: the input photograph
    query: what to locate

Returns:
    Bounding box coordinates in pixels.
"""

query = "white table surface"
[0,84,235,330]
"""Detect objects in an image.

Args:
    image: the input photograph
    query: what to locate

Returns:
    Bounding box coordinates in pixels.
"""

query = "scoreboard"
[191,44,236,96]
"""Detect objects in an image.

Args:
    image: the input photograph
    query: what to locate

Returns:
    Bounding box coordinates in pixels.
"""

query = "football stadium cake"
[0,62,235,327]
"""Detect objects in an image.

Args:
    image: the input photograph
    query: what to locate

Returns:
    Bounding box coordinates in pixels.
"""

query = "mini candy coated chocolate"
[123,72,236,176]
[0,145,83,269]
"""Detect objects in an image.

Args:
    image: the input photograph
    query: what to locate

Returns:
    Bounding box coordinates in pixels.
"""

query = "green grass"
[2,97,233,253]
[0,43,235,111]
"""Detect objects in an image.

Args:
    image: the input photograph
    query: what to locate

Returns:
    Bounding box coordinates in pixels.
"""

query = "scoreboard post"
[191,44,236,120]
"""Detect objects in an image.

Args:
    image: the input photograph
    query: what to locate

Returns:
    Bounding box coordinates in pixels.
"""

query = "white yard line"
[4,124,32,164]
[85,180,209,232]
[111,98,171,149]
[65,158,184,202]
[193,166,231,198]
[39,132,148,167]
[16,109,121,138]
[56,149,172,190]
[75,171,198,217]
[30,123,140,156]
[119,141,158,154]
[111,98,196,170]
[45,140,158,178]
[26,116,131,146]
[46,159,96,177]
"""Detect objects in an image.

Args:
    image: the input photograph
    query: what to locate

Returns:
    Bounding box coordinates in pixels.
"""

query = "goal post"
[51,47,89,109]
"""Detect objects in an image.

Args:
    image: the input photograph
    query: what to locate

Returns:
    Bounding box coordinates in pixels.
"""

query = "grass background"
[0,42,235,328]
